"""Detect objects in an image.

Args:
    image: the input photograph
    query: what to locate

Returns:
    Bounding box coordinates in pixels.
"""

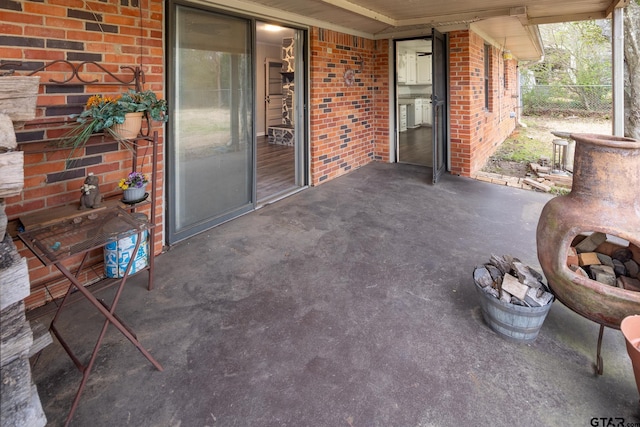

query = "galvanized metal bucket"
[475,281,553,343]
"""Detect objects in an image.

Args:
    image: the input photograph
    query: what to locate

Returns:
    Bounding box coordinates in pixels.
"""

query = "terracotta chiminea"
[537,133,640,329]
[621,315,640,401]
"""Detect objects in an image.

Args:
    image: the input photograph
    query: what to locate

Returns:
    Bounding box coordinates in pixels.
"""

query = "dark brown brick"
[66,52,101,62]
[85,22,118,33]
[86,142,119,155]
[15,130,45,143]
[45,105,83,117]
[0,35,44,48]
[45,85,85,94]
[68,9,102,22]
[0,0,22,11]
[47,168,86,183]
[66,155,102,170]
[47,39,84,51]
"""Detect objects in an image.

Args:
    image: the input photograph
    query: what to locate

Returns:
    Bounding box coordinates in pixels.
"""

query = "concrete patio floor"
[30,162,639,426]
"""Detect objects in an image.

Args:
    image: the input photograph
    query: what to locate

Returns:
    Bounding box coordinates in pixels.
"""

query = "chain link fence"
[522,85,612,116]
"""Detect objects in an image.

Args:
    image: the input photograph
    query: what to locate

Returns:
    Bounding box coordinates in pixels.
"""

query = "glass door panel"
[169,5,253,243]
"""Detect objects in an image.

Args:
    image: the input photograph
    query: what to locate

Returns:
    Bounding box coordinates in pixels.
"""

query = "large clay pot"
[621,315,640,400]
[536,133,640,329]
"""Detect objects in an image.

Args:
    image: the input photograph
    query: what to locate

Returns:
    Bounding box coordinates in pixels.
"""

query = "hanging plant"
[59,89,168,155]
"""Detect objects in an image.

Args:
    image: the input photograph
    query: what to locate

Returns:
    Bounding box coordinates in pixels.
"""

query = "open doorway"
[395,33,448,183]
[396,38,433,167]
[256,22,303,203]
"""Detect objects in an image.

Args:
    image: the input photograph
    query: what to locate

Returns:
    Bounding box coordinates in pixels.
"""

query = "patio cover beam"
[319,0,396,26]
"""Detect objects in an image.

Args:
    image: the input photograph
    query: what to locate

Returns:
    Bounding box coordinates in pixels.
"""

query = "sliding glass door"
[168,4,254,243]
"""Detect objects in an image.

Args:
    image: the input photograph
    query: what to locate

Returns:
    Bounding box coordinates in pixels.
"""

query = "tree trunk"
[624,0,640,139]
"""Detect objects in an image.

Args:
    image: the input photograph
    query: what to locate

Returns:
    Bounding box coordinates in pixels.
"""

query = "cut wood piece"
[0,256,30,311]
[538,173,574,186]
[0,151,24,198]
[566,246,579,267]
[0,113,17,150]
[629,243,640,263]
[523,177,551,192]
[0,301,32,366]
[624,259,640,277]
[571,234,588,246]
[595,241,627,257]
[590,265,617,286]
[0,75,40,122]
[0,199,6,242]
[0,357,36,425]
[524,287,554,307]
[528,162,551,174]
[569,264,589,278]
[619,276,640,292]
[575,232,607,253]
[28,320,52,358]
[501,273,529,300]
[578,252,601,266]
[512,261,543,289]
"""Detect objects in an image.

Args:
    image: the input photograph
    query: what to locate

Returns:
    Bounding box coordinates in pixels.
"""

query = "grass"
[490,127,552,164]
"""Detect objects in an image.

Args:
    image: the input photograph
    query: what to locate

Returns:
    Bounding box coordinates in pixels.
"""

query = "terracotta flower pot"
[111,111,143,140]
[536,133,640,329]
[621,315,640,400]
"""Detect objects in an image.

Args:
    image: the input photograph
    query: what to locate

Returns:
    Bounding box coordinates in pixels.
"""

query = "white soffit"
[196,0,629,60]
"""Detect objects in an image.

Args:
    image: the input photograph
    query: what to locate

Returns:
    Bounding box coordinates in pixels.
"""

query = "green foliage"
[60,90,168,155]
[526,21,611,91]
[118,89,169,122]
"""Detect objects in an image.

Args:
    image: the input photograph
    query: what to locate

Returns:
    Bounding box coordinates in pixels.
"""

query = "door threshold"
[257,186,308,209]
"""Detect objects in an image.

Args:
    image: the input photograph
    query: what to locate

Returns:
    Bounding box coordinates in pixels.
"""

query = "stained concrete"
[30,162,639,426]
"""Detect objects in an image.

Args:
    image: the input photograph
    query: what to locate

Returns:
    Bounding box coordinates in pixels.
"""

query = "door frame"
[166,1,310,244]
[264,57,284,129]
[431,28,449,184]
[255,23,309,205]
[392,35,450,182]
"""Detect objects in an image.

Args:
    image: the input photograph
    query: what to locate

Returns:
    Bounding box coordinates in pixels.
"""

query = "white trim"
[388,44,396,163]
[193,0,372,38]
[612,7,624,136]
[320,0,396,26]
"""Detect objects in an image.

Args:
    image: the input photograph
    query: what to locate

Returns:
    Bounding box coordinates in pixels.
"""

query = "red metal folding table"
[19,206,163,426]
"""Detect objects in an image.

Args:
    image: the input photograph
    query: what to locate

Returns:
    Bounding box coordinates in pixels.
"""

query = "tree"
[624,0,640,139]
[532,21,611,111]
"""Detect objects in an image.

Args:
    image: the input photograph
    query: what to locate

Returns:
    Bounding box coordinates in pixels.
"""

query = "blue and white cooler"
[104,213,149,278]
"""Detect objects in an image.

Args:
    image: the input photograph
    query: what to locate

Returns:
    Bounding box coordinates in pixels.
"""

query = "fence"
[522,85,612,116]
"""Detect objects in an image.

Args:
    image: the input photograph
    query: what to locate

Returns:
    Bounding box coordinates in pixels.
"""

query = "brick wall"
[1,0,165,310]
[449,30,519,177]
[372,39,390,162]
[2,2,518,310]
[309,28,389,184]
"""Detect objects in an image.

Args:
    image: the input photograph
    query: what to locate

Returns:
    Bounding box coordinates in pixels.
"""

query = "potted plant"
[61,89,168,154]
[118,171,149,202]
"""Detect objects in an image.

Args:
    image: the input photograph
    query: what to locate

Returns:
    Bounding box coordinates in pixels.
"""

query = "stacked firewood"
[0,75,47,427]
[524,159,573,193]
[474,255,554,307]
[568,232,640,292]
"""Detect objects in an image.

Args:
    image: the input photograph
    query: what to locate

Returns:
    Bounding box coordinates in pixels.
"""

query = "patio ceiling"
[207,0,630,60]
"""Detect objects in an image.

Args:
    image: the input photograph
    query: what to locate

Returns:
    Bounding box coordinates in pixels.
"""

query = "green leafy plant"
[117,89,168,122]
[60,89,168,155]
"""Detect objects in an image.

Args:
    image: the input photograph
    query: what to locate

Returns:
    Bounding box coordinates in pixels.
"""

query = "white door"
[265,58,283,128]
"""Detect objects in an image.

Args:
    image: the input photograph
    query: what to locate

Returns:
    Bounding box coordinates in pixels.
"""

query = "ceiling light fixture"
[264,24,284,32]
